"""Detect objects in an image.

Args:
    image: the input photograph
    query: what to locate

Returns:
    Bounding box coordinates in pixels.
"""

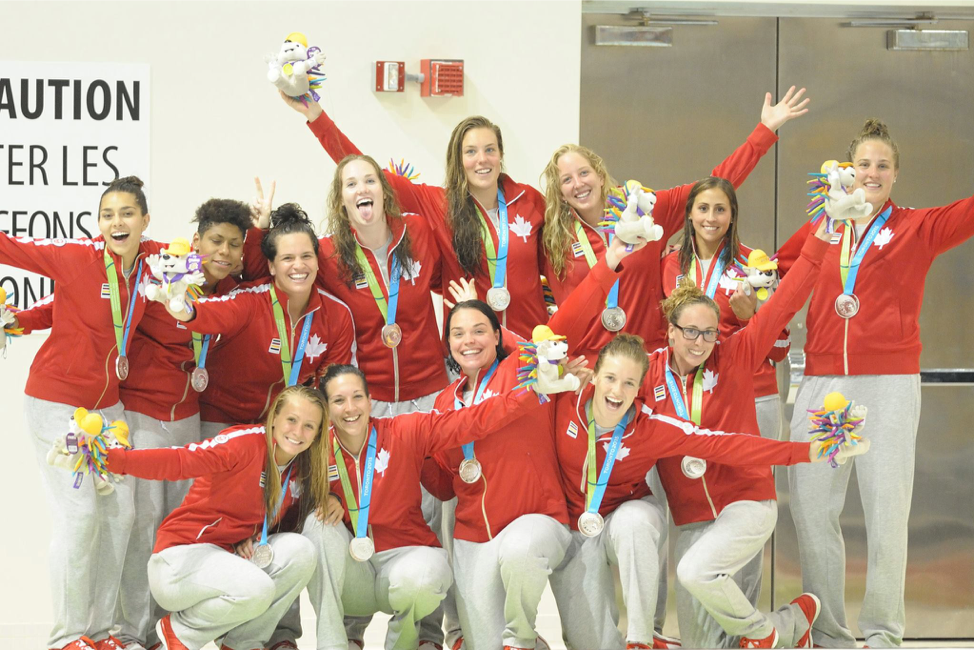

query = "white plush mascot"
[145,238,206,314]
[822,160,872,222]
[47,407,131,495]
[267,31,326,100]
[516,325,581,400]
[739,249,779,306]
[604,180,665,245]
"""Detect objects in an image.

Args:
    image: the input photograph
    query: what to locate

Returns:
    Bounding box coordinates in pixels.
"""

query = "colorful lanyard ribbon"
[584,401,632,512]
[192,333,211,370]
[353,245,400,328]
[257,464,294,549]
[664,361,705,425]
[688,249,728,299]
[839,206,892,296]
[333,426,378,539]
[269,285,315,387]
[454,359,499,463]
[477,189,510,291]
[573,218,620,309]
[103,251,143,361]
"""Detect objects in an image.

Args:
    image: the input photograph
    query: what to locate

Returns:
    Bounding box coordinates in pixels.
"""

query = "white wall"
[0,1,581,645]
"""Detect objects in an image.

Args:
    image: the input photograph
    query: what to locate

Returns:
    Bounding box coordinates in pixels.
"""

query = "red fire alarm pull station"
[373,61,405,92]
[420,59,464,97]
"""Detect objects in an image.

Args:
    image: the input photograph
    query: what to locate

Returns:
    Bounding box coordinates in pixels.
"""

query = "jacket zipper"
[681,372,718,519]
[96,261,136,409]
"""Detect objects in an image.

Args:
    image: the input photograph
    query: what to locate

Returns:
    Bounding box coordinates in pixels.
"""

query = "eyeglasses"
[673,324,719,343]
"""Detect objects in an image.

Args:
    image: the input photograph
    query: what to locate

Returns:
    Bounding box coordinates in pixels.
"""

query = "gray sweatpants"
[755,394,783,441]
[453,514,572,649]
[550,496,667,649]
[676,500,810,648]
[117,411,202,648]
[302,515,452,650]
[789,374,920,648]
[147,533,314,650]
[25,396,133,648]
[200,420,232,440]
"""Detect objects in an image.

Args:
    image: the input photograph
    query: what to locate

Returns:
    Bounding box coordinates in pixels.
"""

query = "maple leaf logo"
[289,479,302,498]
[702,369,718,393]
[479,388,498,402]
[510,215,533,243]
[874,227,894,250]
[137,276,149,299]
[718,273,739,296]
[604,442,631,461]
[304,334,328,362]
[403,259,422,286]
[375,448,390,476]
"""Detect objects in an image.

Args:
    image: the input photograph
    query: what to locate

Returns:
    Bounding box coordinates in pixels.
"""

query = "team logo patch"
[215,434,229,444]
[830,232,842,245]
[289,479,303,498]
[101,283,111,299]
[353,274,369,290]
[675,274,684,287]
[328,464,339,482]
[259,470,266,488]
[566,421,578,438]
[654,385,666,402]
[268,338,281,354]
[571,241,585,258]
[375,448,391,476]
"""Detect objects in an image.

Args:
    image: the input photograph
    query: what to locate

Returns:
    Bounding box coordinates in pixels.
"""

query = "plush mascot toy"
[47,407,131,495]
[807,160,872,228]
[729,249,780,309]
[516,325,581,402]
[807,392,870,468]
[145,238,206,314]
[0,288,24,351]
[602,180,664,245]
[267,31,326,102]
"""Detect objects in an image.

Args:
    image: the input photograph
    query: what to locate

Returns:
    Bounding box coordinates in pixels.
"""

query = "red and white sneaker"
[155,615,190,650]
[268,642,299,650]
[94,636,126,650]
[653,632,682,649]
[418,643,444,650]
[792,593,822,649]
[739,628,779,649]
[450,638,464,650]
[53,638,97,650]
[347,641,364,650]
[626,643,652,649]
[502,636,551,650]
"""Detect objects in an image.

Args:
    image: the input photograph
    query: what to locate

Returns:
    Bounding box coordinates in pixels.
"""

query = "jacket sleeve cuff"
[749,122,779,153]
[106,448,127,474]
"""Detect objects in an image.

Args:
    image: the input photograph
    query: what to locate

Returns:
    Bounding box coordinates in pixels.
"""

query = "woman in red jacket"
[1,176,163,650]
[540,86,808,354]
[280,94,547,338]
[300,363,564,650]
[157,204,355,435]
[777,119,974,648]
[92,385,325,650]
[650,219,836,649]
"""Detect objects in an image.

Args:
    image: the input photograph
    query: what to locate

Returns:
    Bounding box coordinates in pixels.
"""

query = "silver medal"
[459,458,483,484]
[578,511,605,538]
[191,367,209,393]
[486,287,511,312]
[115,355,130,381]
[834,293,860,319]
[600,306,627,332]
[251,543,274,569]
[681,456,707,479]
[381,323,402,348]
[349,536,375,562]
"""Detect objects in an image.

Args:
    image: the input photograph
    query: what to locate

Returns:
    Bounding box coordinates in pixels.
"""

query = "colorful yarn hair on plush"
[807,392,865,468]
[806,161,854,228]
[600,180,655,234]
[514,340,550,404]
[387,158,420,182]
[67,409,131,488]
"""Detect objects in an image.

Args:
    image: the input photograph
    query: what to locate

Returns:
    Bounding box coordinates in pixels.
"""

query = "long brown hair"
[847,118,900,170]
[445,116,505,276]
[325,154,414,285]
[677,177,741,274]
[262,385,330,527]
[541,144,615,279]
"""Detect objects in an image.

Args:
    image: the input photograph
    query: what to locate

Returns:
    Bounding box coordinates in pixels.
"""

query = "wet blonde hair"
[847,118,900,170]
[660,276,720,325]
[541,144,615,279]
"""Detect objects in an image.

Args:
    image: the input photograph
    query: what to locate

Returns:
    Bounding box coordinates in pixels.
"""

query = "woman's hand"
[564,355,593,392]
[316,493,345,526]
[760,86,809,132]
[234,535,258,559]
[444,278,477,309]
[280,89,323,122]
[251,177,276,230]
[605,235,649,271]
[729,283,758,320]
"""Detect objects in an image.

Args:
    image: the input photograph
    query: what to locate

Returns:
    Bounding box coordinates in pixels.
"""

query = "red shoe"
[147,644,161,650]
[155,615,190,650]
[450,638,464,650]
[94,636,126,650]
[653,632,682,649]
[53,638,97,650]
[348,641,364,650]
[739,628,779,649]
[627,643,652,649]
[792,593,822,649]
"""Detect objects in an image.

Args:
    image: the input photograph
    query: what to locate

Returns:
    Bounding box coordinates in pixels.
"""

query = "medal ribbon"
[454,359,499,463]
[353,245,401,328]
[191,333,211,370]
[476,189,510,292]
[333,426,378,539]
[103,251,143,361]
[664,361,705,425]
[257,464,294,549]
[573,217,621,311]
[688,244,728,299]
[584,401,632,513]
[269,286,315,386]
[839,206,892,296]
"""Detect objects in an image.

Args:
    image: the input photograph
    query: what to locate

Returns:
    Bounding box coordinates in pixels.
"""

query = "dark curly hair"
[261,203,319,261]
